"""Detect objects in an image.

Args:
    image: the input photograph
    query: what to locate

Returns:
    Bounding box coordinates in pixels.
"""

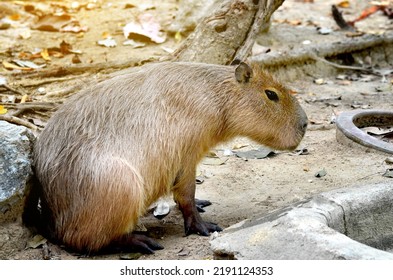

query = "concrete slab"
[210,183,393,260]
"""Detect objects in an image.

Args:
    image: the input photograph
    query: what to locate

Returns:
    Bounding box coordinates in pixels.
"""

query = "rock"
[210,183,393,260]
[0,121,35,223]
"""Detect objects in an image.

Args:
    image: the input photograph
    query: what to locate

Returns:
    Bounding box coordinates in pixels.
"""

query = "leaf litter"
[123,12,166,44]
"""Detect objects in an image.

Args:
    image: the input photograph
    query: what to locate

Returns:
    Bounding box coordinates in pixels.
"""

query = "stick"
[19,76,85,88]
[311,54,391,76]
[331,5,356,31]
[6,58,153,79]
[0,115,38,130]
[0,84,27,96]
[0,102,57,108]
[11,104,58,117]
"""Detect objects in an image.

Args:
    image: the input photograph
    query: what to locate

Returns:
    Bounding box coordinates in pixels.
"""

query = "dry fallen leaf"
[2,60,32,71]
[337,1,350,8]
[123,39,145,48]
[175,31,182,42]
[102,31,111,39]
[18,51,39,60]
[32,14,72,31]
[123,13,166,44]
[59,40,72,54]
[40,48,51,61]
[72,54,82,64]
[0,22,11,30]
[350,5,381,25]
[97,37,117,48]
[8,13,21,21]
[0,105,7,115]
[61,23,88,33]
[13,59,46,69]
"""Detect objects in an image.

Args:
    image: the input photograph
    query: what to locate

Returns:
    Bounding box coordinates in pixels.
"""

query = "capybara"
[23,61,308,254]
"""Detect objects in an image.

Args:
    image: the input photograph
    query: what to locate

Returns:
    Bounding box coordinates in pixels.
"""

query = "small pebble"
[315,169,327,178]
[37,87,46,94]
[314,78,325,85]
[317,27,332,35]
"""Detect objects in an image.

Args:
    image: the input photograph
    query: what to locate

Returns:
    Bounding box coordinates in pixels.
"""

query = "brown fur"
[24,62,308,253]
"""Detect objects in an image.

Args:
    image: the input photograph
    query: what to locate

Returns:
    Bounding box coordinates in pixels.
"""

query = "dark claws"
[195,199,212,213]
[185,221,222,236]
[107,233,163,255]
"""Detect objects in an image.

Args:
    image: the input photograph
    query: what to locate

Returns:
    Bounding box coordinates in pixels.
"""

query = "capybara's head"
[228,62,308,151]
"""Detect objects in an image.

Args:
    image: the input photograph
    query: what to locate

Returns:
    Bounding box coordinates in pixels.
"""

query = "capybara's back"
[24,61,308,254]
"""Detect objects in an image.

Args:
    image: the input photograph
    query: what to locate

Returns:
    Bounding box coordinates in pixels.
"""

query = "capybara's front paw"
[185,219,222,236]
[108,233,164,254]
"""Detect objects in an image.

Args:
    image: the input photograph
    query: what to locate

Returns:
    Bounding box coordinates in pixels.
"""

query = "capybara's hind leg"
[105,233,163,254]
[173,172,222,236]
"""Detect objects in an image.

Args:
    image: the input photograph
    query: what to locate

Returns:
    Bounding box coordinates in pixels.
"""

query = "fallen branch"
[253,33,393,68]
[331,5,356,31]
[18,75,86,88]
[0,102,57,109]
[0,114,38,130]
[311,54,393,77]
[0,84,27,96]
[312,55,373,72]
[5,57,154,79]
[10,103,58,117]
[44,84,84,99]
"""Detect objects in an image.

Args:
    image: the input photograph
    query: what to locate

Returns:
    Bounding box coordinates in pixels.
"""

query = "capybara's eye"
[265,90,279,102]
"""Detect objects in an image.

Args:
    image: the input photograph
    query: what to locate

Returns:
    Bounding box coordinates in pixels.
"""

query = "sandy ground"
[0,0,392,260]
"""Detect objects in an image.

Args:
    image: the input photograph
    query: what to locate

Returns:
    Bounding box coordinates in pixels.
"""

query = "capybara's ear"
[235,62,253,83]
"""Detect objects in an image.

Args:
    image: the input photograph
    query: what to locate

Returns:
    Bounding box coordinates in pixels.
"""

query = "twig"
[0,84,27,95]
[0,102,57,108]
[19,75,86,88]
[6,58,154,79]
[11,104,58,117]
[0,115,38,130]
[331,5,356,31]
[357,171,383,180]
[311,54,389,76]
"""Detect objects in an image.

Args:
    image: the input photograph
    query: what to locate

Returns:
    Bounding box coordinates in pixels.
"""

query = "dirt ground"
[1,0,393,260]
